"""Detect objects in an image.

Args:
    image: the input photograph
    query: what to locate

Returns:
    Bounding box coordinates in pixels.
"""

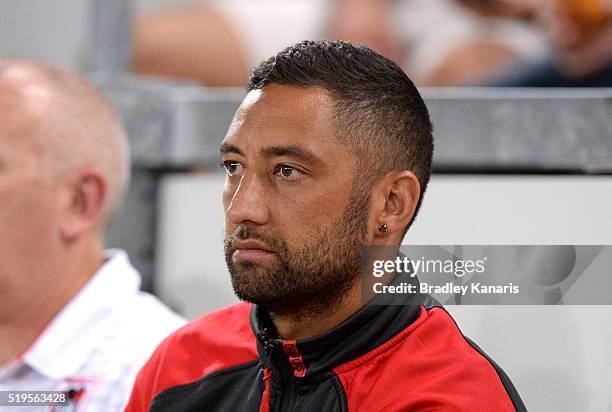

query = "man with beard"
[126,40,525,411]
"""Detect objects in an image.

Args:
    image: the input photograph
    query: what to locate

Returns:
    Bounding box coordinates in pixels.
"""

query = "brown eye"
[222,161,243,177]
[280,165,293,177]
[273,164,304,181]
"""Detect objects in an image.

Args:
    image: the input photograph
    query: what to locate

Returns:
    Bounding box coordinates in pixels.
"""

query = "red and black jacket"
[126,282,526,411]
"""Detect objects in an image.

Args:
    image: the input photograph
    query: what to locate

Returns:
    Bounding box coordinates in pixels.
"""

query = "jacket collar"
[250,273,435,380]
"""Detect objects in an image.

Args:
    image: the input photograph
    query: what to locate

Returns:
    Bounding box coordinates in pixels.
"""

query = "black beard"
[224,193,369,319]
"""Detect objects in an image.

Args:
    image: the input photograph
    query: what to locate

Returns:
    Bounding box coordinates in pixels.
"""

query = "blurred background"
[2,0,612,410]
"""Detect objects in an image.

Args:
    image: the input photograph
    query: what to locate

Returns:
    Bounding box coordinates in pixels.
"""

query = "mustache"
[224,226,282,253]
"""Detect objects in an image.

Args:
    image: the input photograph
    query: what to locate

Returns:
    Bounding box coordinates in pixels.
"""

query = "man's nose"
[226,175,270,226]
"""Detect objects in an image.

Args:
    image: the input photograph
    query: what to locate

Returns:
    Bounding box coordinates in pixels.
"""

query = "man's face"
[0,87,60,314]
[221,85,369,315]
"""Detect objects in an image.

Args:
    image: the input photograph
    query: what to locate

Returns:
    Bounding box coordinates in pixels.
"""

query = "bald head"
[0,58,130,230]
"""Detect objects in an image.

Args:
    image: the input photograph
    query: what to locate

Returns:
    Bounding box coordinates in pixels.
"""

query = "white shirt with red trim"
[0,249,185,412]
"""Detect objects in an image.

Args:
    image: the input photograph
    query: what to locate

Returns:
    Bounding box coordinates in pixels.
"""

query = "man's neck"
[0,243,104,368]
[269,281,363,341]
[268,260,400,341]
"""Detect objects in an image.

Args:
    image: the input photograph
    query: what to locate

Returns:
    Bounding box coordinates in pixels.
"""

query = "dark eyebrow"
[260,144,321,164]
[220,143,243,156]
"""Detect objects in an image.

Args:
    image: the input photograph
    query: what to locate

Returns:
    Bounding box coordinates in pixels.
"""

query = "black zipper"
[275,355,296,412]
[259,327,299,412]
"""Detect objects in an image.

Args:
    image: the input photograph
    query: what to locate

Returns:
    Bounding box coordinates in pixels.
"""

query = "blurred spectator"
[134,5,250,86]
[466,0,612,86]
[133,0,547,86]
[392,0,546,85]
[453,0,538,19]
[0,59,184,411]
[326,0,403,64]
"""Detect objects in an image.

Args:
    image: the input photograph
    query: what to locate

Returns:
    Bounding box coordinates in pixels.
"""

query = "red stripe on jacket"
[333,306,516,411]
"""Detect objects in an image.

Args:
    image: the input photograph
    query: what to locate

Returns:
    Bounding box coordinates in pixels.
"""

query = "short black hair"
[248,40,433,236]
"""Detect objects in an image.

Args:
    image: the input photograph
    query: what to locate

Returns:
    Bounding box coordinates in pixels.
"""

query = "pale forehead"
[0,65,54,113]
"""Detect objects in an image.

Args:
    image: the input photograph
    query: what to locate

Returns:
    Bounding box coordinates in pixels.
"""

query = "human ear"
[59,169,107,242]
[370,170,420,243]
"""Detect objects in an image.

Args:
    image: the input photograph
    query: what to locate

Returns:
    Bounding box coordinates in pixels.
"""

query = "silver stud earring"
[378,224,388,233]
